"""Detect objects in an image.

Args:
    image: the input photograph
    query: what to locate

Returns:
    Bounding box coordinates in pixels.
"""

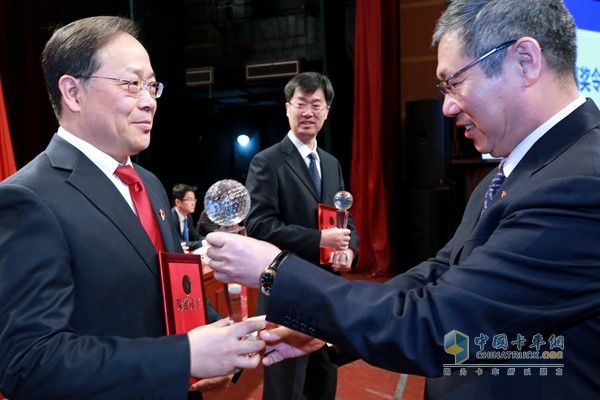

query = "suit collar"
[491,99,600,205]
[172,207,185,222]
[502,96,587,178]
[509,99,600,180]
[56,127,127,178]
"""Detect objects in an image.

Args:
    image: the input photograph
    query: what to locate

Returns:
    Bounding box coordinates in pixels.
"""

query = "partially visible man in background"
[172,183,204,251]
[244,72,359,400]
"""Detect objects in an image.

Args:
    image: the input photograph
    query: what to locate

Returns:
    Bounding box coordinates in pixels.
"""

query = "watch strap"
[260,250,293,296]
[267,250,293,272]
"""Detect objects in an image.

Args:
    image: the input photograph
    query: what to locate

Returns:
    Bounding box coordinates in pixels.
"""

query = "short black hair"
[284,72,335,104]
[172,183,195,203]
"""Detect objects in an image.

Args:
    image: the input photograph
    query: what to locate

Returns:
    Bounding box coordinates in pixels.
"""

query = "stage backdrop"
[351,0,397,273]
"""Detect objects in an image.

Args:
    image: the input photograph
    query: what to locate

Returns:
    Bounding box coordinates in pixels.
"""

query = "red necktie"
[114,165,165,252]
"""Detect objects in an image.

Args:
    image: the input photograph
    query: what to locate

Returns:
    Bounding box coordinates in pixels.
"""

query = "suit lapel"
[319,150,340,205]
[137,167,175,253]
[281,137,321,201]
[448,168,492,263]
[46,135,161,277]
[171,209,182,236]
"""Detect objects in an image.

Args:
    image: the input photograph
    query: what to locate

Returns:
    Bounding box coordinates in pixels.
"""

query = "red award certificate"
[159,252,208,335]
[318,203,338,265]
[159,252,207,385]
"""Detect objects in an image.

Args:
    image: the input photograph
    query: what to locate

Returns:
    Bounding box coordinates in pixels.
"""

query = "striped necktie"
[308,152,321,198]
[481,168,506,215]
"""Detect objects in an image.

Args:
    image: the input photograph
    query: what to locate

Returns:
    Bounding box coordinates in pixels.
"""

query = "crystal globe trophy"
[330,190,353,265]
[204,179,251,234]
[204,179,251,324]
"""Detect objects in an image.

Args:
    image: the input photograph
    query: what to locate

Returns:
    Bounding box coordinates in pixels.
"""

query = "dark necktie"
[114,165,165,252]
[182,217,190,242]
[481,167,506,215]
[308,152,321,198]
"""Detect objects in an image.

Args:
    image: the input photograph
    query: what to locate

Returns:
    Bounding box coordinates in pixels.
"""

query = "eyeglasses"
[182,198,197,203]
[82,76,164,99]
[287,101,329,113]
[436,40,517,96]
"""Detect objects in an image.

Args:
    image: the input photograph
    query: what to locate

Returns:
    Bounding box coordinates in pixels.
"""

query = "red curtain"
[351,0,391,273]
[0,76,17,181]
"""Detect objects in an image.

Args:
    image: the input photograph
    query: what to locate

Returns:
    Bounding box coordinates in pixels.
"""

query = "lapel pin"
[159,209,165,221]
[501,191,507,198]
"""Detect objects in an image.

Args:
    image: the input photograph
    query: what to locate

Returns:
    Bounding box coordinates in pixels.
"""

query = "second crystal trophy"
[203,179,251,324]
[330,190,354,265]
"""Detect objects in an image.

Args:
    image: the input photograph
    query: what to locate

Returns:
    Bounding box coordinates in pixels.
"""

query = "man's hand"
[330,248,354,272]
[320,228,351,251]
[189,374,233,393]
[206,232,281,287]
[180,241,190,253]
[260,324,326,366]
[188,318,266,378]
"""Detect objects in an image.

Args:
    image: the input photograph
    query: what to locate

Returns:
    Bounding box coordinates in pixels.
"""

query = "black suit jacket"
[171,208,204,250]
[0,135,210,399]
[245,134,357,398]
[245,135,358,266]
[265,100,600,399]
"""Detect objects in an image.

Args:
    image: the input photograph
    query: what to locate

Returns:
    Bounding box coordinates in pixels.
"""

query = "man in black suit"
[244,72,359,400]
[206,1,600,399]
[0,16,264,399]
[172,183,203,251]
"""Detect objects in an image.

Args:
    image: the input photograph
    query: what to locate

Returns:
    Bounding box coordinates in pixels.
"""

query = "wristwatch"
[260,250,293,296]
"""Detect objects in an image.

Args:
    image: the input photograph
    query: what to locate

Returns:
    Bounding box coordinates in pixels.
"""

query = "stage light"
[233,131,259,182]
[237,134,250,147]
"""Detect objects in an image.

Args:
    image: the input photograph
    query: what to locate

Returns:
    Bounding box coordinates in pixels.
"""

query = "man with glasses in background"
[243,71,359,400]
[0,16,265,399]
[172,183,204,252]
[205,1,600,399]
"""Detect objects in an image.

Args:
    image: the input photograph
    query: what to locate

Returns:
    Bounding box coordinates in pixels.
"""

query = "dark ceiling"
[179,0,355,107]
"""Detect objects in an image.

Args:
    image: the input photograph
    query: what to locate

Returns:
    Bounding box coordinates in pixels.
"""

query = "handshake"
[186,315,324,392]
[187,231,330,392]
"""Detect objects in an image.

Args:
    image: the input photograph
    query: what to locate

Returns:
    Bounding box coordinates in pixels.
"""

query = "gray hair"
[432,0,577,79]
[41,16,140,119]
